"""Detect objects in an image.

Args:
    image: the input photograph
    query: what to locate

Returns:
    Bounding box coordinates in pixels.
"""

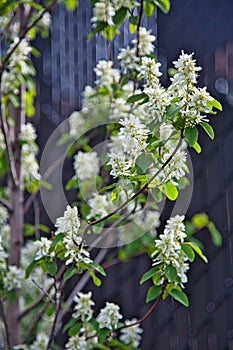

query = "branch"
[0,0,58,76]
[0,197,12,212]
[0,297,11,350]
[84,137,183,232]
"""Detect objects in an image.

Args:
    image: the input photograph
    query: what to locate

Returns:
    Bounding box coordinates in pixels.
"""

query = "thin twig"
[0,297,11,350]
[0,197,12,212]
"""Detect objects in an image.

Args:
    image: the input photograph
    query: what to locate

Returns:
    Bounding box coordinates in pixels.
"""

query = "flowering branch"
[84,136,183,232]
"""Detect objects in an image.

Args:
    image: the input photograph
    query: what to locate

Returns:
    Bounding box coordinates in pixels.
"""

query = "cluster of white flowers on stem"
[152,215,189,285]
[97,301,123,330]
[73,151,99,181]
[119,318,144,347]
[73,292,95,322]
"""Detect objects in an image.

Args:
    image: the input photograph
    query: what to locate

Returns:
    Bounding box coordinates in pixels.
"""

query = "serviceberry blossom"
[111,0,139,10]
[3,265,24,291]
[19,123,37,143]
[91,0,115,26]
[34,237,55,261]
[144,84,171,122]
[73,292,95,322]
[55,205,80,235]
[69,111,86,137]
[120,319,143,347]
[140,57,162,86]
[109,97,131,120]
[107,151,133,178]
[65,334,89,350]
[87,193,114,218]
[73,151,99,180]
[118,46,140,72]
[63,236,93,266]
[94,60,120,88]
[30,332,49,350]
[172,50,202,87]
[132,27,156,56]
[152,215,189,285]
[97,302,123,330]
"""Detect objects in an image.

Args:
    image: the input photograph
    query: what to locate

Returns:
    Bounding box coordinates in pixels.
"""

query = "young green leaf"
[146,285,162,303]
[181,244,195,262]
[200,121,215,140]
[207,221,222,247]
[45,261,58,276]
[68,323,82,337]
[25,259,39,279]
[144,1,155,17]
[127,92,148,103]
[62,317,77,332]
[165,182,178,201]
[187,242,208,263]
[184,127,199,147]
[89,261,107,276]
[113,7,127,24]
[140,266,160,284]
[50,232,65,249]
[136,152,154,174]
[89,269,102,286]
[193,141,202,153]
[63,267,77,281]
[170,289,189,307]
[153,0,170,13]
[164,265,177,282]
[191,213,209,229]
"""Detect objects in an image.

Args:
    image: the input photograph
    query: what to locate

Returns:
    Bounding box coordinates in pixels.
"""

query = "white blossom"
[87,193,114,218]
[73,151,99,180]
[132,27,156,56]
[3,265,24,291]
[97,302,123,330]
[118,46,140,71]
[34,237,55,261]
[109,97,131,121]
[73,292,95,322]
[152,215,189,285]
[107,151,133,178]
[55,205,80,235]
[91,1,115,26]
[140,57,162,86]
[120,319,143,347]
[111,0,139,10]
[0,236,8,270]
[63,236,93,266]
[69,111,86,137]
[65,334,89,350]
[30,332,48,350]
[94,60,120,88]
[19,123,37,143]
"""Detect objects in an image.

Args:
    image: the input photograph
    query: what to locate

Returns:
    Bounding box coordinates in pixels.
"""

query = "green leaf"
[62,0,78,10]
[88,269,102,286]
[200,122,215,140]
[136,152,154,174]
[146,285,162,303]
[25,259,39,279]
[140,266,160,284]
[207,221,222,247]
[99,183,117,193]
[62,317,77,332]
[166,103,183,120]
[170,289,189,307]
[68,323,82,337]
[45,261,58,276]
[208,98,222,111]
[153,0,170,13]
[184,127,199,147]
[89,261,106,276]
[187,242,208,263]
[150,187,163,202]
[165,182,178,201]
[129,22,137,33]
[111,185,122,204]
[144,1,155,16]
[191,213,209,229]
[181,244,195,262]
[88,22,107,39]
[193,141,202,153]
[164,265,177,282]
[113,7,128,24]
[127,92,148,103]
[23,223,35,236]
[36,224,50,233]
[63,267,77,280]
[98,328,111,343]
[50,232,65,249]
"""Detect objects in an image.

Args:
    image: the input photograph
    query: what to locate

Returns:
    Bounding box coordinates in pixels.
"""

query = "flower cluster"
[73,151,99,181]
[120,318,143,347]
[3,265,24,291]
[55,205,93,266]
[152,215,190,285]
[73,292,95,322]
[97,301,123,330]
